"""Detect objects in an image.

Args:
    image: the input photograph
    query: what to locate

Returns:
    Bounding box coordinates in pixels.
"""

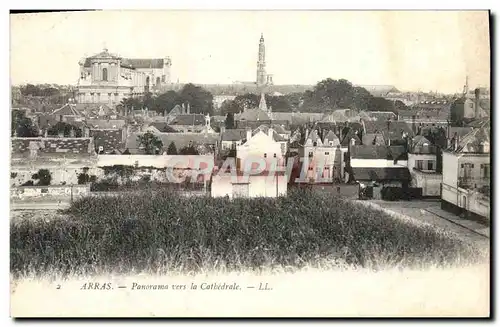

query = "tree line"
[119,83,214,116]
[220,79,408,115]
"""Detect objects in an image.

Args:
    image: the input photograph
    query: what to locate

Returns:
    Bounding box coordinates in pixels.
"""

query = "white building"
[77,48,172,106]
[407,135,441,197]
[441,120,490,220]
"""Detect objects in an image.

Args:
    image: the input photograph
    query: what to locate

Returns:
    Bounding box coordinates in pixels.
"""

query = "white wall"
[211,174,287,199]
[408,153,436,172]
[350,158,408,168]
[411,170,442,196]
[442,152,459,187]
[97,155,214,169]
[442,183,490,219]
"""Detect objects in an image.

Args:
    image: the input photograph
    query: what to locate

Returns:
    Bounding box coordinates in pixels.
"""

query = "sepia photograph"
[8,9,491,318]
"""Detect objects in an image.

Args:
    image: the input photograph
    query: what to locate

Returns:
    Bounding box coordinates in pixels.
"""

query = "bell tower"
[256,33,267,88]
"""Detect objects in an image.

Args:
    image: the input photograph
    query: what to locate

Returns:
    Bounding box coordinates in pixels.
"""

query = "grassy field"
[10,189,486,278]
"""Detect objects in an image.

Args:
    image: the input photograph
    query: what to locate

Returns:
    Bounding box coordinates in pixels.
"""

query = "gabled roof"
[351,145,391,160]
[222,129,247,141]
[447,120,490,153]
[351,145,408,161]
[305,129,323,146]
[123,58,165,69]
[169,114,205,126]
[169,105,183,116]
[323,130,340,146]
[363,120,413,140]
[252,125,286,142]
[340,129,362,146]
[352,167,411,181]
[11,137,95,158]
[86,119,126,130]
[148,122,178,133]
[235,109,271,121]
[52,104,82,117]
[412,135,432,147]
[83,50,165,69]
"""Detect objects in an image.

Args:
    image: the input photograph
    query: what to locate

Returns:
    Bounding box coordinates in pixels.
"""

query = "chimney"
[44,129,48,138]
[246,127,252,141]
[268,127,274,138]
[182,103,186,114]
[474,88,480,118]
[220,126,226,135]
[305,128,309,141]
[454,134,459,150]
[187,102,191,115]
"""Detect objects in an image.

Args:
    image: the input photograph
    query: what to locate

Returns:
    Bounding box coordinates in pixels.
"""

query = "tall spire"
[258,92,267,112]
[256,33,267,87]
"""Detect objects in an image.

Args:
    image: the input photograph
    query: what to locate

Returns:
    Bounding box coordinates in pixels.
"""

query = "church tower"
[256,33,267,88]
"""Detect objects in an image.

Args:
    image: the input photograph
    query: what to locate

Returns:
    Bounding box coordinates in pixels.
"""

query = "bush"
[10,189,483,277]
[31,169,52,186]
[381,187,402,201]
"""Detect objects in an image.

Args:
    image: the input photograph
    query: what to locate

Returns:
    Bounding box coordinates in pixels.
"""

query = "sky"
[10,10,490,93]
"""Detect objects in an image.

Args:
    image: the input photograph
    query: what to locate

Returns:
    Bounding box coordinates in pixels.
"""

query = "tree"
[32,169,52,186]
[368,97,396,113]
[179,144,199,155]
[179,83,214,115]
[11,110,38,137]
[137,132,163,154]
[220,99,241,115]
[153,90,182,114]
[225,112,235,129]
[167,141,178,155]
[234,93,259,111]
[267,95,292,112]
[301,78,375,112]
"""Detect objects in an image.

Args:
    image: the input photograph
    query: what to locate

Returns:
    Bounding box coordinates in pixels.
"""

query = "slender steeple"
[256,33,267,87]
[258,92,267,112]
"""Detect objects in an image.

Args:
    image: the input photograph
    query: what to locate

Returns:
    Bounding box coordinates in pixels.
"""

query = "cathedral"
[76,48,172,105]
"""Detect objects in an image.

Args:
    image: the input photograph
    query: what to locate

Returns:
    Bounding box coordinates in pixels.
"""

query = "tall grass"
[10,189,485,277]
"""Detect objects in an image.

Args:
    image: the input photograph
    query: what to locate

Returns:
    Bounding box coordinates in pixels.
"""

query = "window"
[264,153,267,158]
[462,163,473,178]
[108,93,112,97]
[273,153,277,158]
[313,142,317,146]
[325,152,329,155]
[308,152,313,158]
[428,161,434,171]
[329,141,334,146]
[416,160,424,170]
[41,188,48,194]
[102,68,108,81]
[481,164,490,178]
[162,75,166,82]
